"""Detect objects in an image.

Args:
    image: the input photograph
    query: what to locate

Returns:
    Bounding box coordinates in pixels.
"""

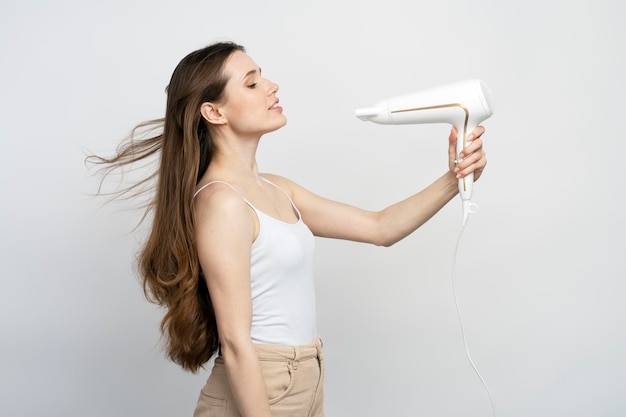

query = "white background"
[1,0,624,416]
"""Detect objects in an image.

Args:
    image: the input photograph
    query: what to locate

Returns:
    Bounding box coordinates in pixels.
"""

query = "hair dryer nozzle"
[355,107,383,121]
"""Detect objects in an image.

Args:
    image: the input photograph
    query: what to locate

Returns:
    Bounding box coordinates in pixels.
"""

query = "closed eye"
[244,67,261,88]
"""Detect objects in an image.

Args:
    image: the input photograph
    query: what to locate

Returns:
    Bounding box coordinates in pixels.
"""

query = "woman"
[91,41,487,417]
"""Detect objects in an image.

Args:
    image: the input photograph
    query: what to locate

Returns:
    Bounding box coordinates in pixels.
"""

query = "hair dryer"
[355,79,495,226]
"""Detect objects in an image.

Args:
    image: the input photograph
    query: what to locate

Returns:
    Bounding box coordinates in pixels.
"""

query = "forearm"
[375,171,458,246]
[222,342,272,417]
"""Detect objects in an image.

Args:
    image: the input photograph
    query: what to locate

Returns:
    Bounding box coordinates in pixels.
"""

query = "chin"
[255,114,287,136]
[269,116,288,132]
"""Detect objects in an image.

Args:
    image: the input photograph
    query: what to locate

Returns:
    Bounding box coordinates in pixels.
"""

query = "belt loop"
[315,336,323,360]
[292,345,301,370]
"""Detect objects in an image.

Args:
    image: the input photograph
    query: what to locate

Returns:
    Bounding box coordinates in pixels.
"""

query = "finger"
[455,152,487,178]
[459,137,483,159]
[461,126,485,150]
[448,127,458,168]
[449,125,458,140]
[455,147,485,171]
[470,125,486,139]
[448,126,458,149]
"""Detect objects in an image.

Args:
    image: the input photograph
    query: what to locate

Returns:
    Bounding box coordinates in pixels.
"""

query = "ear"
[200,102,227,125]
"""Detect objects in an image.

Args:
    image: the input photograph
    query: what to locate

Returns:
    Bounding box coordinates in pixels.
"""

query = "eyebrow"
[243,67,262,80]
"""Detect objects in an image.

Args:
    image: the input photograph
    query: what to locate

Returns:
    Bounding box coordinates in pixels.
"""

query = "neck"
[203,130,264,184]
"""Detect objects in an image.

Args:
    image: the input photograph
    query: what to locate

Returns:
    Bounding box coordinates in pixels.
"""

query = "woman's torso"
[194,177,317,345]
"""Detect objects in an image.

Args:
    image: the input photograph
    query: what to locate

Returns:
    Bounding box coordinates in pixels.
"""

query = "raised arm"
[269,126,486,247]
[194,184,271,417]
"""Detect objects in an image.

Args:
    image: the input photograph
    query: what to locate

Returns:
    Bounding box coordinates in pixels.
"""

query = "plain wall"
[1,0,624,416]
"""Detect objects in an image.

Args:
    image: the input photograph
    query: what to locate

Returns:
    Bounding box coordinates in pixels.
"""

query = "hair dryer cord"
[453,223,498,417]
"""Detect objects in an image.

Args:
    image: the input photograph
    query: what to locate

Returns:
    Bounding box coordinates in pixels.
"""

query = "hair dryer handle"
[458,123,479,226]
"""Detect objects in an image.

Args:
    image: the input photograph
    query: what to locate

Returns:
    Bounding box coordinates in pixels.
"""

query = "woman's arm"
[194,184,271,417]
[273,126,487,246]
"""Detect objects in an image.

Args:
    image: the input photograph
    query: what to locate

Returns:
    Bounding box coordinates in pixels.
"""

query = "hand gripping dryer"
[355,79,495,226]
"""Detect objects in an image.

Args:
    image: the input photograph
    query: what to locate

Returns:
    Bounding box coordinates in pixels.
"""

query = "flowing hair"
[87,42,245,372]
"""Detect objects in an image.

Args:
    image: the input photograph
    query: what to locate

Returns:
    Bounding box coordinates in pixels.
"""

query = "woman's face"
[216,50,286,137]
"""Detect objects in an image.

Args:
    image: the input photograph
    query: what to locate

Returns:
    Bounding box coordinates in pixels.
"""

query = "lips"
[269,99,280,110]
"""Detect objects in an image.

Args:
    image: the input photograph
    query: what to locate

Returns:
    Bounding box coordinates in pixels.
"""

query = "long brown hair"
[88,42,245,372]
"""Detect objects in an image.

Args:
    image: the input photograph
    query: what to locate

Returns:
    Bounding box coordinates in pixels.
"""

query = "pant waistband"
[253,336,323,362]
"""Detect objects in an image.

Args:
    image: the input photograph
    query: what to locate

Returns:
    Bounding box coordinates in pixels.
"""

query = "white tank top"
[194,177,317,345]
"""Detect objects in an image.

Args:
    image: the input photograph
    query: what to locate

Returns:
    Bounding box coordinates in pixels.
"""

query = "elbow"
[370,212,404,247]
[218,332,254,360]
[373,214,425,247]
[372,229,399,248]
[377,238,398,248]
[219,341,256,369]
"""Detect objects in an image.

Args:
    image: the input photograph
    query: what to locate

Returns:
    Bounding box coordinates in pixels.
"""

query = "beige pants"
[194,337,324,417]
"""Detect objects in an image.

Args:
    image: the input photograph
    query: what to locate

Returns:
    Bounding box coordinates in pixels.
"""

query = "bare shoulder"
[194,183,256,277]
[195,181,240,209]
[193,182,254,231]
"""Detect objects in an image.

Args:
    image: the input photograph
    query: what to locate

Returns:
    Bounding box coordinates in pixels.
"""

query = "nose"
[267,79,279,95]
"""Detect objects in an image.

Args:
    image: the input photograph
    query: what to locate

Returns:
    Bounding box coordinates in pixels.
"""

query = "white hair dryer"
[355,79,495,226]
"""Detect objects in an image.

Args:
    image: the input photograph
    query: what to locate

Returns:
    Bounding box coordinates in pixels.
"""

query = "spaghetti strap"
[193,177,302,221]
[193,180,254,208]
[259,177,302,219]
